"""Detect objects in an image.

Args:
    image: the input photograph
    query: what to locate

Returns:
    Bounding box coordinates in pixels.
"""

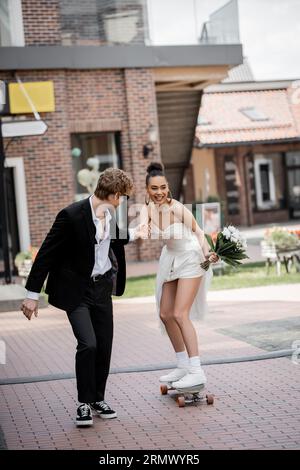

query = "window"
[254,155,277,209]
[59,0,147,46]
[240,107,269,122]
[71,132,121,200]
[0,0,24,46]
[259,164,271,201]
[286,151,300,167]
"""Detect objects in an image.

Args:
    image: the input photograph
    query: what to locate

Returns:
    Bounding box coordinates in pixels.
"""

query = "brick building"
[192,76,300,227]
[0,0,242,274]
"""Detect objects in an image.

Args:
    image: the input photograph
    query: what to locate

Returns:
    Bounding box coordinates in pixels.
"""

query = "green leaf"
[220,255,242,267]
[215,233,224,251]
[216,242,237,255]
[205,234,215,251]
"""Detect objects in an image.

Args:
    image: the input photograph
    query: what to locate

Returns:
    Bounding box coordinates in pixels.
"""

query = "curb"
[0,348,293,386]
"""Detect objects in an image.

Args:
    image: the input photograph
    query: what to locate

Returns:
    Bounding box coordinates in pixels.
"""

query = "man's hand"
[21,299,39,321]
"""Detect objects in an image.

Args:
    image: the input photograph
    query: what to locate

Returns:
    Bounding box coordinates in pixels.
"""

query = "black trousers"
[66,272,113,403]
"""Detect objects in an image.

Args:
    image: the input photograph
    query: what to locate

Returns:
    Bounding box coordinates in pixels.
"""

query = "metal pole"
[0,118,12,283]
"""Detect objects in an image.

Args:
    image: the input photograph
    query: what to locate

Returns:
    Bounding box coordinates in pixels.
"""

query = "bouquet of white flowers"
[201,225,249,271]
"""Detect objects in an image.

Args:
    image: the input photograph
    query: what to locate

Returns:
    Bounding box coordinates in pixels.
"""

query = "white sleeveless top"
[152,221,199,246]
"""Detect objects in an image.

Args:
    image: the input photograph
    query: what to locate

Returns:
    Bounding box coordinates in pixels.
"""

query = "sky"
[147,0,300,81]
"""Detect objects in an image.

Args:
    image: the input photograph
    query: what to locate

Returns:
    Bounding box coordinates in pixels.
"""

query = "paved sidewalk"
[0,284,300,450]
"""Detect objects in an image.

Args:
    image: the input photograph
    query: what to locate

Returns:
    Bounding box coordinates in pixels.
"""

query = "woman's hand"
[207,252,219,263]
[134,224,150,239]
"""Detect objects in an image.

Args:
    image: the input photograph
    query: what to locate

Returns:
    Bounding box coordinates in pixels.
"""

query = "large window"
[259,164,271,202]
[59,0,148,46]
[71,132,121,200]
[0,0,24,46]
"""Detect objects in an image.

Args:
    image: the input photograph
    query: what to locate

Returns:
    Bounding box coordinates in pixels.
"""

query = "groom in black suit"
[21,168,134,427]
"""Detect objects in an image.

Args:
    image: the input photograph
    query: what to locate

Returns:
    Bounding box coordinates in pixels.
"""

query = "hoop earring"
[145,194,150,205]
[167,190,173,204]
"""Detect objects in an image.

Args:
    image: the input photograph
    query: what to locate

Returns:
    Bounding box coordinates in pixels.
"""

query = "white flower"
[232,231,240,240]
[228,225,236,233]
[222,227,231,239]
[240,234,247,247]
[235,235,247,250]
[230,235,238,243]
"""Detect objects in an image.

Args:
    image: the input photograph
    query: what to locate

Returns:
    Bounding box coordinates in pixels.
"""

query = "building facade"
[0,0,242,273]
[192,79,300,227]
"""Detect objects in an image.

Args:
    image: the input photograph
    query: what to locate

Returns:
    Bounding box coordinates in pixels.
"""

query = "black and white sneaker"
[76,403,93,427]
[90,401,117,419]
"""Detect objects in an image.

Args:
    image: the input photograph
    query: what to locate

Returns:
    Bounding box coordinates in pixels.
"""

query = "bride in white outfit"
[138,162,219,389]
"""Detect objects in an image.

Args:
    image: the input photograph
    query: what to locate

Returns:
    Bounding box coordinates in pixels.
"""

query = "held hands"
[134,224,150,240]
[21,299,39,321]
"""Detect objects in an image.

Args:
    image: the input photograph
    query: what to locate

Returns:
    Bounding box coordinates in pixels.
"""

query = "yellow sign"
[8,81,55,114]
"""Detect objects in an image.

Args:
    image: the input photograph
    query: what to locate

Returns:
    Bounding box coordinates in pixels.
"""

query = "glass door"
[71,132,121,200]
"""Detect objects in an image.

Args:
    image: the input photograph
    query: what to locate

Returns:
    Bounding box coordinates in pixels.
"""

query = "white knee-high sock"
[176,351,189,368]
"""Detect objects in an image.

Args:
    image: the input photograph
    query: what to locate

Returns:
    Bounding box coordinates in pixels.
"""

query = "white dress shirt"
[89,196,112,277]
[27,196,115,300]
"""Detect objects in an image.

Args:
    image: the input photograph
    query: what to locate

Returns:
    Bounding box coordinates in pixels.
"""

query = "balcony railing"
[199,0,240,45]
[148,0,240,46]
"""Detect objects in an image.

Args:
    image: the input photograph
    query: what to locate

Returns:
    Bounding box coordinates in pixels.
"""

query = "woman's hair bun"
[146,162,164,174]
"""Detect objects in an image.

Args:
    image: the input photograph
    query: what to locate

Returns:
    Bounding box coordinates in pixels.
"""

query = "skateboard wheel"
[206,394,214,405]
[160,384,168,395]
[177,396,185,407]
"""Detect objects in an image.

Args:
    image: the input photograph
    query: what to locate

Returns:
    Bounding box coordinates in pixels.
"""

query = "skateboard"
[160,382,214,408]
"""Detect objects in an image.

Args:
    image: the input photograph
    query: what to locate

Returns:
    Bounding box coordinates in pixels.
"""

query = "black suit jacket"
[25,198,129,312]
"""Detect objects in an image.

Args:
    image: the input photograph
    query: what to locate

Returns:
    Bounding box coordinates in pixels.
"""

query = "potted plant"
[14,246,38,280]
[261,227,300,275]
[264,228,300,251]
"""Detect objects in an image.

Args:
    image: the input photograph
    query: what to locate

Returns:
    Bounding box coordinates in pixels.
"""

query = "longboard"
[160,383,214,407]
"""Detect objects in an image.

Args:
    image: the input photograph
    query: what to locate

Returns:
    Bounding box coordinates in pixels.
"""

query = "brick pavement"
[0,288,300,450]
[0,359,299,450]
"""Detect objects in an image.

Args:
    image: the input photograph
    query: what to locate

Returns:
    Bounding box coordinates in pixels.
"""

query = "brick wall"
[22,0,61,45]
[3,67,163,261]
[123,68,163,261]
[4,70,74,246]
